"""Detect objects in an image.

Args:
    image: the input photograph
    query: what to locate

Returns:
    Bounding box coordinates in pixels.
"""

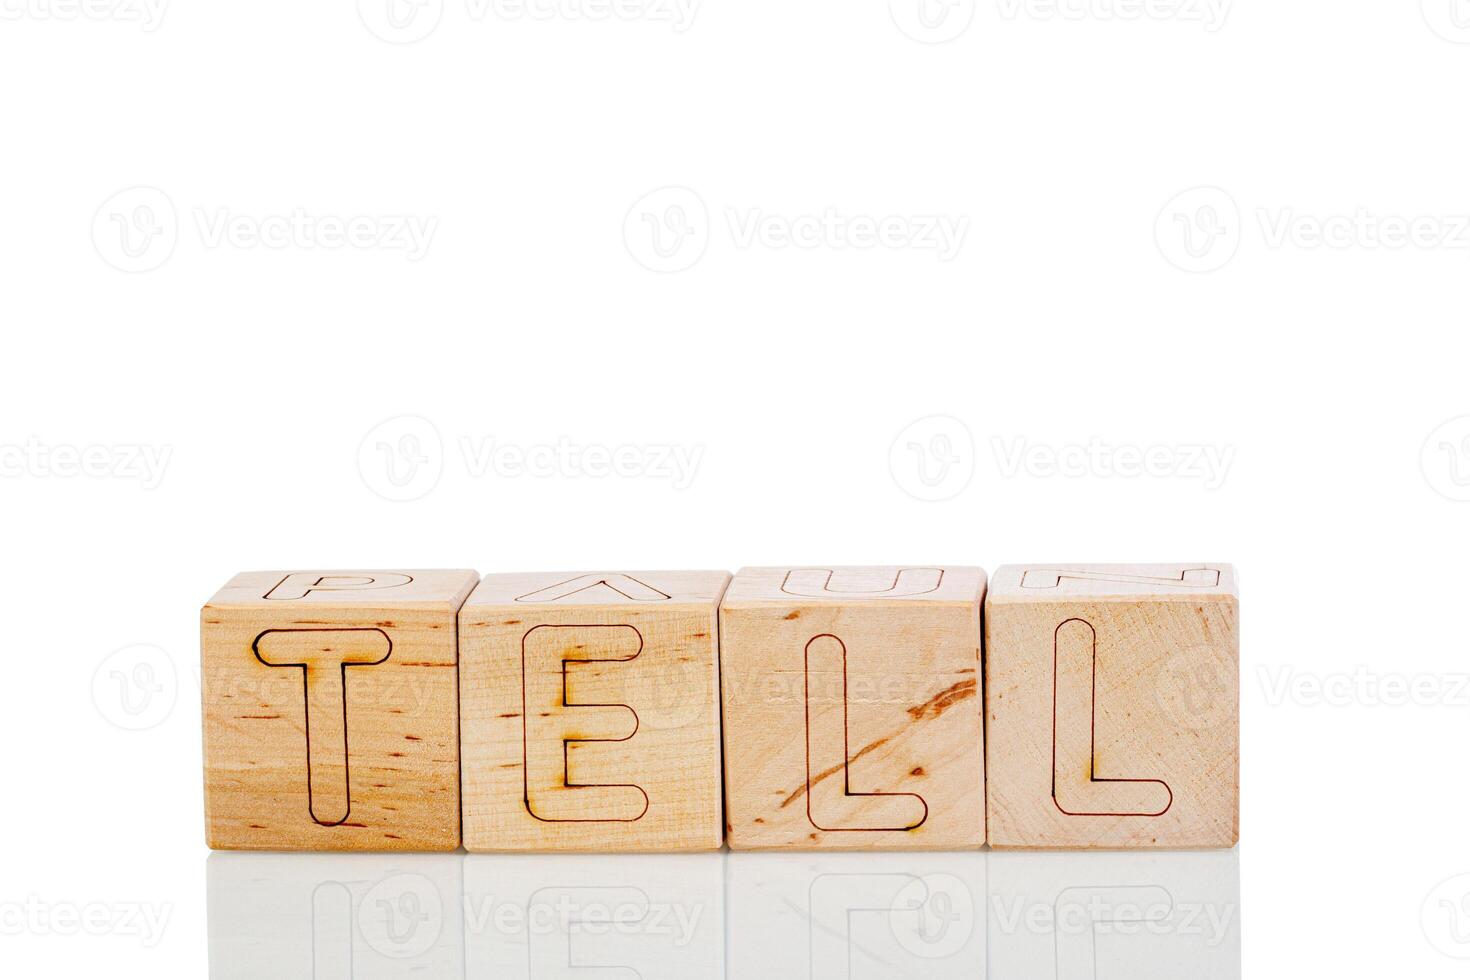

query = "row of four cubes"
[201,564,1238,851]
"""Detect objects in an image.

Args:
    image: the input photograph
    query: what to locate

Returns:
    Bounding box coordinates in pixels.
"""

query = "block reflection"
[207,848,1239,978]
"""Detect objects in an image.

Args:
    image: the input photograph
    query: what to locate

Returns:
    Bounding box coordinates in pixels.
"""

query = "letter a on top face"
[200,569,478,851]
[719,566,987,850]
[458,571,729,852]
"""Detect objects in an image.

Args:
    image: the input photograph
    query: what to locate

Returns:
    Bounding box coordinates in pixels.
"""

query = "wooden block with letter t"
[201,569,478,850]
[720,566,986,850]
[985,564,1240,849]
[458,571,729,852]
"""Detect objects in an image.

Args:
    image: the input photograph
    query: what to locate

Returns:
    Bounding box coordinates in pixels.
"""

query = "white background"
[3,0,1470,975]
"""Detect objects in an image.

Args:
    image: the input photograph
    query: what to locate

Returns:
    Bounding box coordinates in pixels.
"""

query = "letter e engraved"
[804,634,927,832]
[522,625,650,822]
[253,628,392,826]
[783,567,943,598]
[1051,619,1172,817]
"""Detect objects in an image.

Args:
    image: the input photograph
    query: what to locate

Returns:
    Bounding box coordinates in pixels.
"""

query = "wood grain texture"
[985,563,1239,849]
[720,566,986,850]
[459,570,729,852]
[201,569,477,851]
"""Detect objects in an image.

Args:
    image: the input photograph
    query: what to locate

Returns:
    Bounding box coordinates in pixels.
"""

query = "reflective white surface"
[207,849,1239,978]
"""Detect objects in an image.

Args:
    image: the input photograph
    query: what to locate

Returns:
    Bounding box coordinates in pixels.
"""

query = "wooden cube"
[201,569,477,850]
[459,571,729,852]
[984,564,1239,848]
[720,566,986,850]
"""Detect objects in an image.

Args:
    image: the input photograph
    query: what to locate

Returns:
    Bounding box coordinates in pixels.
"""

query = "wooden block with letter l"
[720,566,986,850]
[984,564,1240,849]
[201,569,478,850]
[458,571,729,852]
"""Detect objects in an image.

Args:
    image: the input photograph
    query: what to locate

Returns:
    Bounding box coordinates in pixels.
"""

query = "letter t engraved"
[253,628,392,826]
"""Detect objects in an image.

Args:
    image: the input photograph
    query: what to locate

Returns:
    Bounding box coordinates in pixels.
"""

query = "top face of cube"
[463,570,730,610]
[988,563,1237,602]
[205,570,480,610]
[723,565,986,606]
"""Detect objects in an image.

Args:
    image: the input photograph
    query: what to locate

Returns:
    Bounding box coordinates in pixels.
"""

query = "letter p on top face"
[200,570,478,851]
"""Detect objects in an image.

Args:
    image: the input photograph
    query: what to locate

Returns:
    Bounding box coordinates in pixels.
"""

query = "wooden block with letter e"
[459,571,729,852]
[985,564,1240,848]
[201,569,478,850]
[720,566,986,850]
